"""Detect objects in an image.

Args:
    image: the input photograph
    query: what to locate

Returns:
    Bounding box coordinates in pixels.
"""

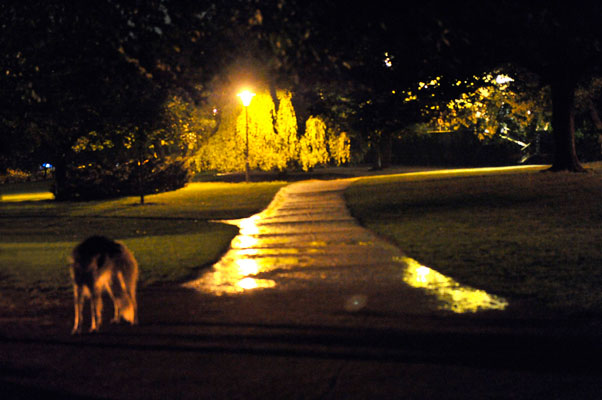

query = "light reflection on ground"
[1,192,54,202]
[183,215,279,295]
[397,256,508,313]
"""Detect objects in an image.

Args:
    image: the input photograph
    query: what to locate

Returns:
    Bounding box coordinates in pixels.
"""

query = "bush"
[392,130,522,166]
[53,158,190,201]
[1,169,31,184]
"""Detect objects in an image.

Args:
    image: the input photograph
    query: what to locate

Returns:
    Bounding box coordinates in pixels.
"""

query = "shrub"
[53,158,189,201]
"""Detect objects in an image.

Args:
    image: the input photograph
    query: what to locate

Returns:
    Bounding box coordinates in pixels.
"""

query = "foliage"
[275,90,299,166]
[197,90,348,173]
[393,130,523,166]
[162,95,216,157]
[299,116,329,171]
[236,91,281,170]
[53,157,189,201]
[0,1,247,196]
[327,129,351,166]
[197,94,249,172]
[409,71,551,142]
[57,94,213,200]
[0,169,29,184]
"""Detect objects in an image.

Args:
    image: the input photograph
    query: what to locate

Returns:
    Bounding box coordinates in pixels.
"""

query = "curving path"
[185,179,507,316]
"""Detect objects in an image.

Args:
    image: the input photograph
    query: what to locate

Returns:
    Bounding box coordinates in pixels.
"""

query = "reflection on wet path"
[398,257,507,313]
[184,179,507,314]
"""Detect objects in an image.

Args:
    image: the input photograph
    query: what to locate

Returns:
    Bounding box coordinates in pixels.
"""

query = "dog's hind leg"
[105,282,120,324]
[72,285,85,334]
[130,279,138,325]
[90,290,103,332]
[116,270,137,325]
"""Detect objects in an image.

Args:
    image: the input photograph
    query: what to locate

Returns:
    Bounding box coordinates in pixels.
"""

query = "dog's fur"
[69,236,138,334]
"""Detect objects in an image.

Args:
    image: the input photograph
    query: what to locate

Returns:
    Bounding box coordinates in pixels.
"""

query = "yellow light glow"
[184,212,278,295]
[232,234,259,249]
[237,90,256,107]
[237,277,276,290]
[236,258,259,276]
[1,192,54,202]
[495,74,514,85]
[237,277,259,290]
[383,52,393,67]
[237,215,261,235]
[381,165,548,182]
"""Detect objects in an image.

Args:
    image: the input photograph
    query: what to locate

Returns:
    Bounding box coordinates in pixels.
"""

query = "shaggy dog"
[69,236,138,334]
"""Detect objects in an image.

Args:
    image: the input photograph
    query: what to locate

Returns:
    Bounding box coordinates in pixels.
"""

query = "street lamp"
[237,90,255,183]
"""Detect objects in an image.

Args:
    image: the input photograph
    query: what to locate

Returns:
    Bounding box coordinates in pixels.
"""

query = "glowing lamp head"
[237,90,255,107]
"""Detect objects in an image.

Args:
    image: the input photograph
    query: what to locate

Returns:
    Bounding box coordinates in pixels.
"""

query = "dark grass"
[0,180,286,313]
[346,163,602,313]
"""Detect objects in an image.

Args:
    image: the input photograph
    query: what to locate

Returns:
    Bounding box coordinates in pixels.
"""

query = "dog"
[69,235,138,334]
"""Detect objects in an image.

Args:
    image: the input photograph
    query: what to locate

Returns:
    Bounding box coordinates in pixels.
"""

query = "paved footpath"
[185,178,508,315]
[1,180,601,399]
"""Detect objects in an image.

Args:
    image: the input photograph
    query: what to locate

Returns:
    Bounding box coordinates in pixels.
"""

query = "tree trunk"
[371,131,382,170]
[52,156,68,201]
[380,130,393,169]
[137,162,145,205]
[549,73,585,172]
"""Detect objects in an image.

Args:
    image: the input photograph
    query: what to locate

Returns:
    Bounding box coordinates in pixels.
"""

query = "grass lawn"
[0,180,285,312]
[346,163,602,313]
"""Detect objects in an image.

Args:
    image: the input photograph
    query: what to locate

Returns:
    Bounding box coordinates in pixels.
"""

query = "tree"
[196,92,348,173]
[327,129,351,166]
[275,90,299,167]
[0,2,172,198]
[432,1,602,171]
[0,1,249,197]
[237,91,282,171]
[413,71,550,143]
[196,99,243,173]
[299,116,329,171]
[258,1,601,171]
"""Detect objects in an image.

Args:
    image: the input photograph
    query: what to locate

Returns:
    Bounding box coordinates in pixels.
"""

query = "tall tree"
[434,1,602,171]
[299,116,329,171]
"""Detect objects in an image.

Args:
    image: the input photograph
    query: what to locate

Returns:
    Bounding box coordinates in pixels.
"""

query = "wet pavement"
[185,179,507,315]
[1,179,601,399]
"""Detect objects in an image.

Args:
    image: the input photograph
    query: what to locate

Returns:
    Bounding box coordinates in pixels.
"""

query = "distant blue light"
[42,163,53,169]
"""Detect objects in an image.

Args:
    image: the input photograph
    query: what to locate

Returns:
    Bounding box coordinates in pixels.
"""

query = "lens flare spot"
[344,294,368,312]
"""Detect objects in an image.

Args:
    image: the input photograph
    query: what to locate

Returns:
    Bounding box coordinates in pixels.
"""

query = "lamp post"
[237,90,255,183]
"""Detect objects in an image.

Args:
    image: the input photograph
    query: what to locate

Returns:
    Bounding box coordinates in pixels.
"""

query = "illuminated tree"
[0,1,237,197]
[199,91,288,172]
[236,91,281,171]
[275,90,299,167]
[299,116,329,171]
[430,1,602,171]
[413,72,550,142]
[197,101,243,172]
[161,95,215,157]
[327,129,351,166]
[65,94,212,202]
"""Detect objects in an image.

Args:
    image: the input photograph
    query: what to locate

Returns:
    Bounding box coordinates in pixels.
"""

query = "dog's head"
[69,255,99,287]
